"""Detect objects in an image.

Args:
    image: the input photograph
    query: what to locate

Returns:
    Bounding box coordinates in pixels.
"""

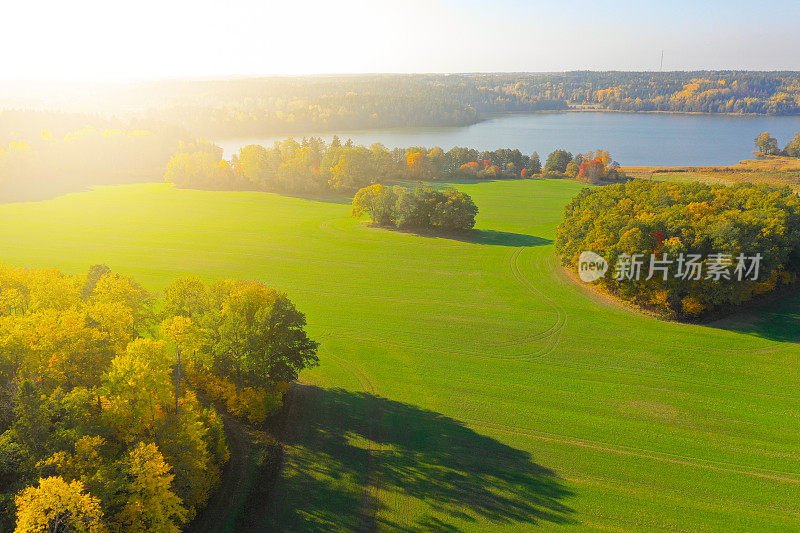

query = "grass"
[624,156,800,190]
[1,179,800,531]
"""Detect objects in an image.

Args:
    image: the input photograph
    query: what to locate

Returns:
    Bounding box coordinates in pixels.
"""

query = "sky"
[3,0,800,81]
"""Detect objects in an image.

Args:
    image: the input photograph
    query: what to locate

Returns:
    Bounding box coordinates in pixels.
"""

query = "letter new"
[578,251,608,283]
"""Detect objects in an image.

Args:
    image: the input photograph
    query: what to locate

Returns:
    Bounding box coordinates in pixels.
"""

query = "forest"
[555,180,800,318]
[0,265,317,531]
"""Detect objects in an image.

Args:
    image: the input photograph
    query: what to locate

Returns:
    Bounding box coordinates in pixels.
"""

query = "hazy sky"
[4,0,799,80]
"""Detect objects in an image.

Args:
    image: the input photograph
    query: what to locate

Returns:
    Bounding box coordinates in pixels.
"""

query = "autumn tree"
[111,443,187,533]
[784,131,800,158]
[351,183,398,225]
[754,131,780,156]
[15,477,105,533]
[102,339,172,441]
[162,276,209,319]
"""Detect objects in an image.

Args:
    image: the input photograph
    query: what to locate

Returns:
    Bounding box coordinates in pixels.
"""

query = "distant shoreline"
[481,108,800,119]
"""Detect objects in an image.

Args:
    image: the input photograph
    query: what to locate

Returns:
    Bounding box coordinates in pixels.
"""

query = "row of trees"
[0,264,318,531]
[754,131,800,157]
[0,126,181,203]
[165,137,621,194]
[351,183,478,231]
[555,181,800,318]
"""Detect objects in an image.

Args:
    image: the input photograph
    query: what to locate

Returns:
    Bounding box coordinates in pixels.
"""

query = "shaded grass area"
[186,417,282,533]
[710,289,800,343]
[258,385,575,532]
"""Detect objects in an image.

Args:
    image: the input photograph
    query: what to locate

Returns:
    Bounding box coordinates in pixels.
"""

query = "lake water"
[216,112,800,167]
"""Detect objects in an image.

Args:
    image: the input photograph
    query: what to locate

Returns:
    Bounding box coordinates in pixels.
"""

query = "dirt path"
[187,415,275,532]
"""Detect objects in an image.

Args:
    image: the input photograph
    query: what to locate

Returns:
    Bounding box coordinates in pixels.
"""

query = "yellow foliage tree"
[15,477,105,533]
[112,443,187,533]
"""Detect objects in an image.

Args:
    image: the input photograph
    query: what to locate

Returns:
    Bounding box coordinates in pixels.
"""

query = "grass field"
[1,179,800,531]
[624,157,800,190]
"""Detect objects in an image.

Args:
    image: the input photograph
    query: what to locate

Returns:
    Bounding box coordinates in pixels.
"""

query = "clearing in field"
[0,179,799,531]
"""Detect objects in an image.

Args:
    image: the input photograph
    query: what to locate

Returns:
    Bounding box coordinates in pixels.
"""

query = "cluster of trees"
[555,180,800,318]
[0,126,181,203]
[543,149,626,184]
[166,137,613,194]
[351,183,478,231]
[0,264,317,531]
[754,131,800,157]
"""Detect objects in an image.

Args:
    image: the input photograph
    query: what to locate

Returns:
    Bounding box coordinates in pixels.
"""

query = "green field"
[1,179,799,531]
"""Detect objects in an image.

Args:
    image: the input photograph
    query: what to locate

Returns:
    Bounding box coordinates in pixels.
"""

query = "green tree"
[544,150,573,173]
[431,189,478,231]
[529,152,542,173]
[211,280,319,386]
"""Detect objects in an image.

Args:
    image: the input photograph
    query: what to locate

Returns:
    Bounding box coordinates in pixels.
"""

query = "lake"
[216,112,800,167]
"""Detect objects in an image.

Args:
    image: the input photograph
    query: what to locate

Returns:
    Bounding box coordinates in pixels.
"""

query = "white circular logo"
[578,251,608,282]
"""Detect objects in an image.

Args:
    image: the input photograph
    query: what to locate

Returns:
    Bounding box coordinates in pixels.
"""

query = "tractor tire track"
[323,351,383,532]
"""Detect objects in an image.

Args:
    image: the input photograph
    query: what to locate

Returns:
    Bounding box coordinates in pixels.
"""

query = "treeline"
[0,264,317,530]
[121,73,800,137]
[0,125,182,203]
[555,181,800,318]
[352,183,478,231]
[545,71,800,115]
[165,137,624,194]
[754,131,800,157]
[5,74,800,144]
[125,76,566,138]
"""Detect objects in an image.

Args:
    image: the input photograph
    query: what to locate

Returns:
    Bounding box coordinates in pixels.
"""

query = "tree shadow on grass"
[708,288,800,343]
[277,191,353,205]
[258,385,576,532]
[462,230,553,247]
[376,226,553,247]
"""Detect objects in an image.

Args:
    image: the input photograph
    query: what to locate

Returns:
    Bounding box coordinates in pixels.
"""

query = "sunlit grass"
[1,180,799,530]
